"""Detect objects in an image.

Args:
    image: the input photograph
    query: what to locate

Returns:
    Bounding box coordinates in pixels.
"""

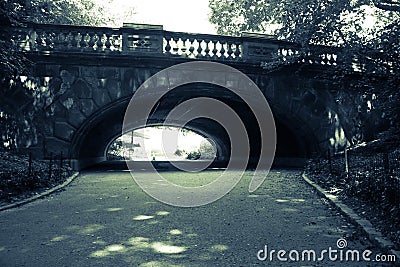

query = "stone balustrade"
[10,22,342,67]
[14,24,123,53]
[163,31,242,60]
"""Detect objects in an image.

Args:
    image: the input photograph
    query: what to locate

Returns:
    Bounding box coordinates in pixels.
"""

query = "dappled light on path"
[133,215,154,221]
[0,170,389,266]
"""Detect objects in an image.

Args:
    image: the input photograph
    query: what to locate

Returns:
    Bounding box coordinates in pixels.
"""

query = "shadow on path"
[0,170,389,266]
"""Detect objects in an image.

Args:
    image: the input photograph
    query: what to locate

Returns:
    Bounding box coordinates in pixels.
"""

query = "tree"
[186,151,201,160]
[174,149,185,157]
[199,141,216,160]
[209,0,400,145]
[107,140,124,160]
[209,0,398,45]
[1,0,135,27]
[0,0,136,150]
[373,0,400,11]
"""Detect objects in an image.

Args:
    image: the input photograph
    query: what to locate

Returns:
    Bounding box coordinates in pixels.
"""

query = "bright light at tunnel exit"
[107,126,216,161]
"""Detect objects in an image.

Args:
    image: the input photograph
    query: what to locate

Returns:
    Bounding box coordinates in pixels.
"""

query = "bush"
[186,151,201,160]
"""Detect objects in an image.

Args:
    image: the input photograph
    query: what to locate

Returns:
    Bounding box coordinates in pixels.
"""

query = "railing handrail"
[25,22,122,32]
[164,30,242,42]
[7,22,343,66]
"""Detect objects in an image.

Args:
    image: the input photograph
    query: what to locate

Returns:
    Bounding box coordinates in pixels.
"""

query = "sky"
[101,0,217,34]
[131,0,216,34]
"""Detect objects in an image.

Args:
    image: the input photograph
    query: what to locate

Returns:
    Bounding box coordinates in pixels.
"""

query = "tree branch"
[373,0,400,12]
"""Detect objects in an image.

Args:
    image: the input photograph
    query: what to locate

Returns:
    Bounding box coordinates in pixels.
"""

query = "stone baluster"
[220,41,226,59]
[68,31,78,49]
[204,39,211,58]
[324,53,329,64]
[44,31,54,49]
[234,42,241,58]
[164,36,172,54]
[197,39,204,57]
[332,54,338,65]
[79,32,87,48]
[281,48,287,62]
[307,51,313,64]
[114,35,122,51]
[27,29,36,51]
[319,53,325,65]
[327,53,333,65]
[105,33,112,50]
[187,37,195,57]
[37,30,45,49]
[26,31,33,51]
[41,31,49,49]
[87,32,95,50]
[172,36,180,55]
[180,37,188,57]
[301,49,309,63]
[60,31,69,50]
[52,30,62,50]
[96,33,104,51]
[35,31,43,50]
[69,31,79,49]
[212,40,219,58]
[326,53,331,65]
[226,42,233,59]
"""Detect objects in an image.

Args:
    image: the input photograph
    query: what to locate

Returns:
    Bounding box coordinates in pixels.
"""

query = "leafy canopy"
[209,0,400,144]
[0,0,136,150]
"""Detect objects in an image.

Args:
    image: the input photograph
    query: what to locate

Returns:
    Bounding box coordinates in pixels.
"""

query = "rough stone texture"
[67,109,87,128]
[54,121,76,141]
[79,99,97,117]
[92,88,112,108]
[44,137,70,156]
[25,53,346,169]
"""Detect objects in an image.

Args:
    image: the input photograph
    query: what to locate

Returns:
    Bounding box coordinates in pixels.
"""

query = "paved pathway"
[0,170,390,266]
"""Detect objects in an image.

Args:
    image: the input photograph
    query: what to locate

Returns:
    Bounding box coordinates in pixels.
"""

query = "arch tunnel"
[70,83,320,170]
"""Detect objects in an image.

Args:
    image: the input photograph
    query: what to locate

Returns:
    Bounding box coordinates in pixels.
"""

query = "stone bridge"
[12,23,352,170]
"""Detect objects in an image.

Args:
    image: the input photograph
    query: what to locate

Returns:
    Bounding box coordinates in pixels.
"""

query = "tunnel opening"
[106,126,218,162]
[73,83,317,170]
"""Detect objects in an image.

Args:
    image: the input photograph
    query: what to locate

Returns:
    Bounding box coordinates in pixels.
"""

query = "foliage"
[209,0,400,144]
[174,149,185,157]
[373,0,400,11]
[186,151,201,160]
[199,141,216,160]
[1,0,135,27]
[185,141,216,160]
[209,0,397,43]
[0,149,73,202]
[107,137,143,160]
[107,140,125,160]
[0,0,136,151]
[305,146,400,247]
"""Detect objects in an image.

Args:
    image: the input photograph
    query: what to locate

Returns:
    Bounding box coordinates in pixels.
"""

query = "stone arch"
[68,80,340,170]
